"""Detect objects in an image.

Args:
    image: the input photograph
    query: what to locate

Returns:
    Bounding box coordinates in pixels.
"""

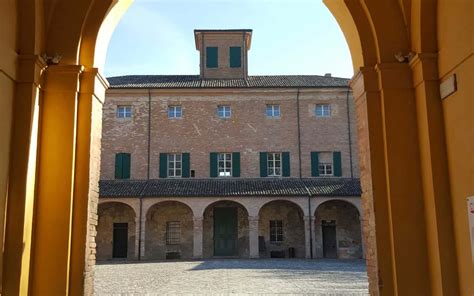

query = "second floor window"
[266,104,280,117]
[117,105,132,118]
[319,163,333,176]
[218,153,232,177]
[315,104,331,117]
[267,152,282,177]
[168,153,182,177]
[270,220,283,242]
[217,105,231,118]
[168,106,182,118]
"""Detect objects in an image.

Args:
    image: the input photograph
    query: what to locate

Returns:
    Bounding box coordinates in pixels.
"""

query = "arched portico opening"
[1,0,466,295]
[96,202,137,260]
[202,200,249,258]
[144,201,194,260]
[314,200,362,259]
[258,200,305,258]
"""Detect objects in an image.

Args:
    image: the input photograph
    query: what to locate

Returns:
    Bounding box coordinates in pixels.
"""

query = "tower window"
[206,47,218,68]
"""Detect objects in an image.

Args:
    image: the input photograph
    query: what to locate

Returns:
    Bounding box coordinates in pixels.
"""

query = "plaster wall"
[438,1,474,293]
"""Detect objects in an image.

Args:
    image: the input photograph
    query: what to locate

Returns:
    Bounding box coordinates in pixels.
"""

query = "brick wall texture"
[101,88,359,180]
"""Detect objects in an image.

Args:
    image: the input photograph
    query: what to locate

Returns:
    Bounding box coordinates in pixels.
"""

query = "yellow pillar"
[69,68,107,296]
[351,63,434,295]
[2,55,45,296]
[29,65,83,295]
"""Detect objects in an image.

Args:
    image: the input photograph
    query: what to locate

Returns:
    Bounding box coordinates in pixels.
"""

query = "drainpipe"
[303,185,314,259]
[346,85,354,178]
[296,89,302,178]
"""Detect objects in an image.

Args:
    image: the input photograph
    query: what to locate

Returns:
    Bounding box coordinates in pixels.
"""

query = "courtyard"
[94,259,368,295]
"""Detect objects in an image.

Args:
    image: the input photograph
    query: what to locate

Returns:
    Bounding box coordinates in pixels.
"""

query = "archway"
[1,0,466,295]
[96,202,137,260]
[202,200,249,258]
[144,201,194,260]
[314,200,362,259]
[258,200,305,258]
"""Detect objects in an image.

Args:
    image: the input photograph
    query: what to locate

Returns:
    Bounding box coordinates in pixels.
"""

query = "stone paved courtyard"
[94,259,368,295]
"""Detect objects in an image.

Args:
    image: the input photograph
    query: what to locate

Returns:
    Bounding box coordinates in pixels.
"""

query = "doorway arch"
[1,0,462,295]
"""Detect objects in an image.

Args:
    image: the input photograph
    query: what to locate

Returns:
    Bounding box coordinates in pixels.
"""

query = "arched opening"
[314,200,362,259]
[202,200,249,258]
[258,200,305,258]
[144,201,194,260]
[96,202,137,260]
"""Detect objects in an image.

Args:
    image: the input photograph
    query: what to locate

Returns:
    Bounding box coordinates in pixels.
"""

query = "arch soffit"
[145,200,195,217]
[258,199,306,217]
[98,200,137,217]
[200,199,250,217]
[313,198,361,217]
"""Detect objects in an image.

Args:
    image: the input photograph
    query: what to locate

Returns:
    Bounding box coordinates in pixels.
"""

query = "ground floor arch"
[145,201,194,260]
[203,200,249,258]
[258,200,306,258]
[314,200,362,259]
[96,202,137,260]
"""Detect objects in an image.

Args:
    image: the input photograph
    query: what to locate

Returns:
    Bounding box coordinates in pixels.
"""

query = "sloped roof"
[99,178,361,198]
[106,75,350,89]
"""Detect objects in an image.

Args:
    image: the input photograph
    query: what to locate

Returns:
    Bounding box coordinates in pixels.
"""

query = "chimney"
[324,73,332,77]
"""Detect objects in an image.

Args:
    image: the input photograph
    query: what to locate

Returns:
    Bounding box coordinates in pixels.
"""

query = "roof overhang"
[194,29,253,50]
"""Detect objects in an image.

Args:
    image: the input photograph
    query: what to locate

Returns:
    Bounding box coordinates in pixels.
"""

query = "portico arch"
[1,0,466,295]
[96,202,137,261]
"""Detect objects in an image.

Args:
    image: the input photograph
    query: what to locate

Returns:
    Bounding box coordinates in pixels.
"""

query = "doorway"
[112,223,128,258]
[322,220,337,258]
[214,207,238,256]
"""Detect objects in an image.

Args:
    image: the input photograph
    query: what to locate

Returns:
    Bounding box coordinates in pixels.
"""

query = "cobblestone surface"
[94,259,368,295]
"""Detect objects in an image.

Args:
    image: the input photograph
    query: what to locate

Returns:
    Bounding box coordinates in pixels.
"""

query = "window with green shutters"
[159,153,168,178]
[210,152,240,177]
[311,151,342,177]
[159,153,190,178]
[229,46,241,68]
[206,47,218,68]
[260,152,290,177]
[115,153,131,179]
[232,152,240,177]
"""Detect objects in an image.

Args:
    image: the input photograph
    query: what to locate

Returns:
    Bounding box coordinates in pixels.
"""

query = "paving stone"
[94,259,368,295]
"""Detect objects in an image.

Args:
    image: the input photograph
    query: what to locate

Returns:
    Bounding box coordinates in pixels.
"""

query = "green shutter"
[311,152,320,177]
[230,47,241,68]
[115,153,130,179]
[122,153,131,179]
[210,152,218,177]
[232,152,240,177]
[159,153,168,178]
[259,152,268,177]
[115,153,123,179]
[333,151,342,177]
[282,152,291,177]
[206,47,218,68]
[182,153,190,178]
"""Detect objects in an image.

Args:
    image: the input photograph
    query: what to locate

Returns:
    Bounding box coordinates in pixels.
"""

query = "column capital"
[193,216,203,222]
[303,216,313,222]
[43,65,84,93]
[408,52,439,87]
[248,215,259,222]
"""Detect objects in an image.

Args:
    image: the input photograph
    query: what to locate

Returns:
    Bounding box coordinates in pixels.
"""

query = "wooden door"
[214,207,238,256]
[322,220,337,258]
[113,223,128,258]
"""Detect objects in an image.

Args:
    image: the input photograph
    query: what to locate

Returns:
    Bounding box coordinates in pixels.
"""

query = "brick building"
[97,29,363,261]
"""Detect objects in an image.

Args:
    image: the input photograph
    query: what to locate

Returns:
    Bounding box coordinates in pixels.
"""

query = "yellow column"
[29,65,83,295]
[69,68,107,296]
[410,53,459,295]
[2,55,45,295]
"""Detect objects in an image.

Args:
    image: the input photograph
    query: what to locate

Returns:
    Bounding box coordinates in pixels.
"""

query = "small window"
[168,106,182,118]
[318,152,333,176]
[315,104,331,117]
[270,220,283,242]
[117,105,132,118]
[166,221,181,245]
[266,104,280,118]
[267,152,282,177]
[217,105,231,118]
[218,153,232,177]
[206,47,218,68]
[168,153,182,177]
